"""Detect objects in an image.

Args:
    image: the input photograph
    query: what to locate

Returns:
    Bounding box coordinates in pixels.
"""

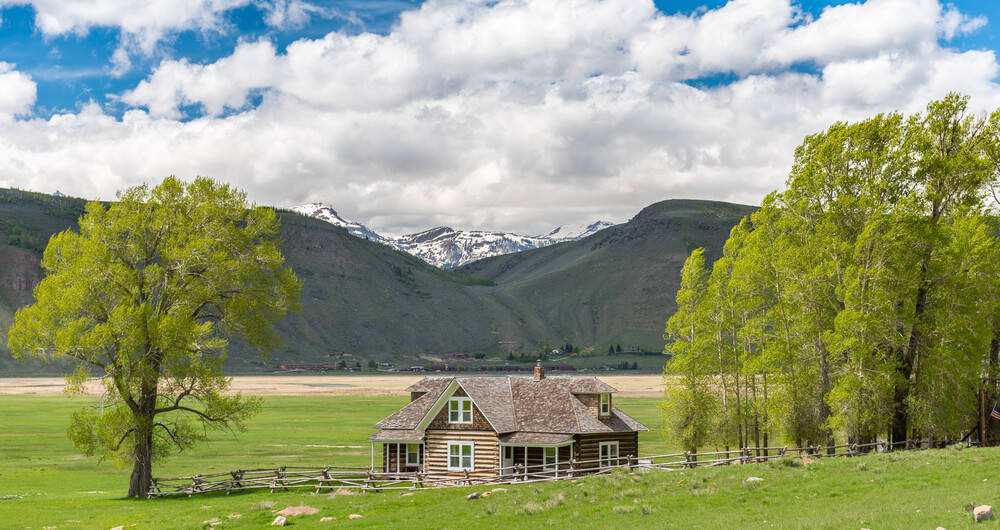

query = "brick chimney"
[533,360,545,381]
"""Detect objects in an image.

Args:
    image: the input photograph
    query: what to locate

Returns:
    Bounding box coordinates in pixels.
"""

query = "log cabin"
[367,363,647,477]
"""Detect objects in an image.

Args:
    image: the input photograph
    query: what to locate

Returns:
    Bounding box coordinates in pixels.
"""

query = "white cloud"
[2,0,999,235]
[0,62,37,117]
[120,39,280,117]
[258,0,347,29]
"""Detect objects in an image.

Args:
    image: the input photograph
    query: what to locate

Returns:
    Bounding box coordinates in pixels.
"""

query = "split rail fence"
[147,438,962,497]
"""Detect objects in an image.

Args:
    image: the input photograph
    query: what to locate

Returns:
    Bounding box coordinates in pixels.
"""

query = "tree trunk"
[892,274,930,446]
[128,373,158,498]
[128,425,154,497]
[816,331,835,453]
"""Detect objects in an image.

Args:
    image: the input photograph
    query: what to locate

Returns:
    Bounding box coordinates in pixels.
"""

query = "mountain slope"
[541,220,615,241]
[291,203,387,243]
[0,190,753,374]
[457,199,756,348]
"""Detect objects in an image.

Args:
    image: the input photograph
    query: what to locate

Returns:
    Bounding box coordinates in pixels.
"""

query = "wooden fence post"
[569,458,576,478]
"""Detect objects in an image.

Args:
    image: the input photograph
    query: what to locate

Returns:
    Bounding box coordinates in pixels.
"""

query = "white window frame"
[544,446,557,471]
[599,441,619,468]
[448,397,473,424]
[447,441,475,471]
[600,393,610,416]
[406,443,420,466]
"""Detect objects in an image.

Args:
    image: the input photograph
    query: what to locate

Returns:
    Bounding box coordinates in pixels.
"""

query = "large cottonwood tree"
[8,177,301,497]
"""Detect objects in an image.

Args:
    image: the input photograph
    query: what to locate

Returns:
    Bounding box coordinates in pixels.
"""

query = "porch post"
[396,443,401,473]
[370,442,374,469]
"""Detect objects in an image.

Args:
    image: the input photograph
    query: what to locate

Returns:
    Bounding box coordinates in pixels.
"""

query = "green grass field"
[1,395,998,529]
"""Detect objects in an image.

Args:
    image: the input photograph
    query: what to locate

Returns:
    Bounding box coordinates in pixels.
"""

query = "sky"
[0,0,998,236]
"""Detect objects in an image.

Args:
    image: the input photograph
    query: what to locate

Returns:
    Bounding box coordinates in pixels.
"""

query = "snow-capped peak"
[292,203,386,243]
[294,202,616,268]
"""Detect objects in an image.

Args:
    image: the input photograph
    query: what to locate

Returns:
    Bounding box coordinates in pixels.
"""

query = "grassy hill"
[0,189,753,374]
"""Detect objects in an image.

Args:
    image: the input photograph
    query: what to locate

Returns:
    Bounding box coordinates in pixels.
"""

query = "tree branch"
[154,422,184,451]
[156,405,225,424]
[113,428,136,451]
[155,380,197,414]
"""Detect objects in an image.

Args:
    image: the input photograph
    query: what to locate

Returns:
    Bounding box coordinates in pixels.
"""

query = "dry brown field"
[0,374,667,397]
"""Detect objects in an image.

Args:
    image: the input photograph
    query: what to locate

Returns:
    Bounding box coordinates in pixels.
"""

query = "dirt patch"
[0,374,666,397]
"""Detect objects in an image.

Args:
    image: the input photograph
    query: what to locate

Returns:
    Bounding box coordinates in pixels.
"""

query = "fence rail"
[146,438,964,498]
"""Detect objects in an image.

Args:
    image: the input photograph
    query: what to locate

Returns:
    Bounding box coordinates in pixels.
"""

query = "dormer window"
[600,393,610,416]
[449,397,472,424]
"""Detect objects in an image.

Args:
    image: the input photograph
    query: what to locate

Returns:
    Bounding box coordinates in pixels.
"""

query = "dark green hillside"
[229,212,503,371]
[0,190,753,374]
[0,189,90,374]
[458,199,756,350]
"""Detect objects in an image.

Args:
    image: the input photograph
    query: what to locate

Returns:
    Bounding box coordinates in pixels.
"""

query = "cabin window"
[544,447,557,470]
[448,441,474,471]
[599,441,619,468]
[449,397,473,424]
[406,444,420,466]
[600,393,610,416]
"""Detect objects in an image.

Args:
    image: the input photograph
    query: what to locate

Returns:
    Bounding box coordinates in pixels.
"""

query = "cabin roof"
[373,376,647,436]
[498,432,575,445]
[366,428,425,442]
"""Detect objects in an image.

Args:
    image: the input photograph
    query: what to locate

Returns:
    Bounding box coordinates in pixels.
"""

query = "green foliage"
[662,93,1000,450]
[6,177,301,495]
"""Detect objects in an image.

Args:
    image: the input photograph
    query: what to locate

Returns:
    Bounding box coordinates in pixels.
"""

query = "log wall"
[424,429,499,476]
[574,431,638,465]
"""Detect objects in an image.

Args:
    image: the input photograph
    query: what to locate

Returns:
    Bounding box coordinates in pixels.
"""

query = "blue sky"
[0,0,998,234]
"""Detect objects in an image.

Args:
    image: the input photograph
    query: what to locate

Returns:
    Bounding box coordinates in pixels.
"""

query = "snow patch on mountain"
[541,221,616,241]
[294,202,616,268]
[393,228,552,269]
[292,203,387,243]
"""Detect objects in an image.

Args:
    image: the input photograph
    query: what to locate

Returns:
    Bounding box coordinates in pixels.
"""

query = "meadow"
[1,390,999,528]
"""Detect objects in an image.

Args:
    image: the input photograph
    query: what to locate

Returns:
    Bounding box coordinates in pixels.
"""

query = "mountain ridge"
[293,202,615,268]
[0,188,754,374]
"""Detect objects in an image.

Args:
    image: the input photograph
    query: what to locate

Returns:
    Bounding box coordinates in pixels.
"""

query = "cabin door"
[501,446,514,475]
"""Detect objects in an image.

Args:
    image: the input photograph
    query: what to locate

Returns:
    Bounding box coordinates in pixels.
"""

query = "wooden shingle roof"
[371,376,648,436]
